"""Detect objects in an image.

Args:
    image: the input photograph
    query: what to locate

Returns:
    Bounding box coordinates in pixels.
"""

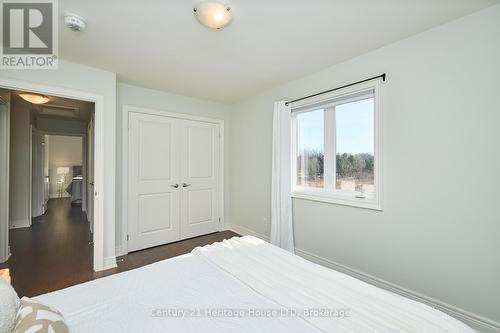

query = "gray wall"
[36,117,87,135]
[228,5,500,325]
[8,96,31,228]
[116,83,231,252]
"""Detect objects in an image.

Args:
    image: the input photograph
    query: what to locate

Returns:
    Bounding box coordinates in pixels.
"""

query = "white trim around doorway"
[0,78,105,272]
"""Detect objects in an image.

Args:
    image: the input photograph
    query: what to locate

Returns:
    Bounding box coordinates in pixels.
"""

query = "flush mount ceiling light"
[18,93,50,104]
[193,1,233,30]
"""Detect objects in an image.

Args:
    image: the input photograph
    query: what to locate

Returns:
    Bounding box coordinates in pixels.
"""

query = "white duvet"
[35,236,475,333]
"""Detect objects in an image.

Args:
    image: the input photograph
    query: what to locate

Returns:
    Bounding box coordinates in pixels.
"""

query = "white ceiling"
[59,0,498,103]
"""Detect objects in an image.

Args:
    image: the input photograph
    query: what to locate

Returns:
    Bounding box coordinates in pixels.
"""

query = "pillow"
[13,297,69,333]
[0,275,20,333]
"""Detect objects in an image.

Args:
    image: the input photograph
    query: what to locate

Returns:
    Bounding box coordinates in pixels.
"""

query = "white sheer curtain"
[270,101,295,253]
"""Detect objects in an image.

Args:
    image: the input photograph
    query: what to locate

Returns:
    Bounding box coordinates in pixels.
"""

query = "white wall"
[116,83,231,252]
[8,97,31,228]
[228,4,500,328]
[48,135,83,197]
[0,60,117,266]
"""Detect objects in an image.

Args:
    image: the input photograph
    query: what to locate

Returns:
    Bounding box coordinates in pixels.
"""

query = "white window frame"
[290,79,382,210]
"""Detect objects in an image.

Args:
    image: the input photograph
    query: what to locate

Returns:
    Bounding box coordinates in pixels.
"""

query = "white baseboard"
[115,245,124,257]
[227,223,270,241]
[9,219,30,229]
[103,256,117,270]
[227,224,500,333]
[295,248,500,333]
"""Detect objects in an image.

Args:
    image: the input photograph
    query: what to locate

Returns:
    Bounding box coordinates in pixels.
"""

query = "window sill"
[291,192,382,211]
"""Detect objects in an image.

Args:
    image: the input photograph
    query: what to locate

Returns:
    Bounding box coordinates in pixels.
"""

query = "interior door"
[42,135,49,214]
[179,119,220,239]
[0,92,10,263]
[31,130,44,218]
[87,119,94,231]
[128,112,181,252]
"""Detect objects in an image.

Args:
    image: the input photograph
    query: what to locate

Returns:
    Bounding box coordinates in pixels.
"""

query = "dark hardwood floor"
[0,198,238,297]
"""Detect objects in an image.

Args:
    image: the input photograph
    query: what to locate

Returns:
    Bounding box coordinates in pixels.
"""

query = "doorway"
[0,87,104,293]
[0,80,105,271]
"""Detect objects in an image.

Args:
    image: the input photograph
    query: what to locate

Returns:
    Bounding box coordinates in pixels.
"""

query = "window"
[291,80,381,209]
[296,109,324,188]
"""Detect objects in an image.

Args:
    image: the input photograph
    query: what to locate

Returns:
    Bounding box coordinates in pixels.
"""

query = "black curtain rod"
[285,73,386,106]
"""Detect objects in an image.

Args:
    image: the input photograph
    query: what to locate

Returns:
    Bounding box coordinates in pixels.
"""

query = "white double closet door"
[128,111,221,252]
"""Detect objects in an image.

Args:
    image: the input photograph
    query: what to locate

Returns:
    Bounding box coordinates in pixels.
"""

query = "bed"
[33,236,475,333]
[65,176,82,206]
[65,166,83,206]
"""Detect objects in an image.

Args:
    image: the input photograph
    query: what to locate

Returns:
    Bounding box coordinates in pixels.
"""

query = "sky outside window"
[298,98,373,154]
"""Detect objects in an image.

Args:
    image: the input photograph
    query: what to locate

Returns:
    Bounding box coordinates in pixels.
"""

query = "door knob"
[182,183,191,187]
[171,184,179,188]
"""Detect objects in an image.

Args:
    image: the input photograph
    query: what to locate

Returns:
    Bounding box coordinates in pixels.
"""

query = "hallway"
[5,198,92,297]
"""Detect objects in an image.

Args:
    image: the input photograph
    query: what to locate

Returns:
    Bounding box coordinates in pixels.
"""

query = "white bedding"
[35,236,475,333]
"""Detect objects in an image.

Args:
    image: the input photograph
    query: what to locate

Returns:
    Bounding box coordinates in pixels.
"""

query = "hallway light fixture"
[193,1,233,30]
[18,93,50,104]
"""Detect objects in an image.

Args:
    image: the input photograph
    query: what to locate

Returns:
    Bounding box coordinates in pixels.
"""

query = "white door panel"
[180,119,219,239]
[187,126,214,178]
[138,121,173,181]
[87,120,94,231]
[187,189,213,223]
[128,112,180,252]
[138,193,174,233]
[42,135,49,214]
[182,187,217,236]
[0,98,10,263]
[128,111,221,251]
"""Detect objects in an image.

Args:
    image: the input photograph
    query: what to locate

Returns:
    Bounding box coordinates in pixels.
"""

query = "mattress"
[35,236,475,333]
[65,177,82,205]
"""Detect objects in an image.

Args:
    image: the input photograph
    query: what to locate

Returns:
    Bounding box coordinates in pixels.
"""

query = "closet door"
[128,112,181,252]
[179,119,220,239]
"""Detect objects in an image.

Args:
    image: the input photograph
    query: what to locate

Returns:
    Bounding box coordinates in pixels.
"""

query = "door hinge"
[127,234,129,241]
[218,217,221,223]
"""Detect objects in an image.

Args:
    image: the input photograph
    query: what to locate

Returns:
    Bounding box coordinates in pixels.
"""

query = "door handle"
[182,183,191,188]
[171,184,179,188]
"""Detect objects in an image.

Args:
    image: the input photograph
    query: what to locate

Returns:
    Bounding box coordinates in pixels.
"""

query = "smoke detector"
[64,13,86,32]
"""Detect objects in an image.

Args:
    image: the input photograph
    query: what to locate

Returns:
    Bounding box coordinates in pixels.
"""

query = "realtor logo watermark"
[1,0,58,69]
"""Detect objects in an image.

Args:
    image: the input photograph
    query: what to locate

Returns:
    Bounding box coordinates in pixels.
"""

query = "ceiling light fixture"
[18,93,50,104]
[193,1,233,30]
